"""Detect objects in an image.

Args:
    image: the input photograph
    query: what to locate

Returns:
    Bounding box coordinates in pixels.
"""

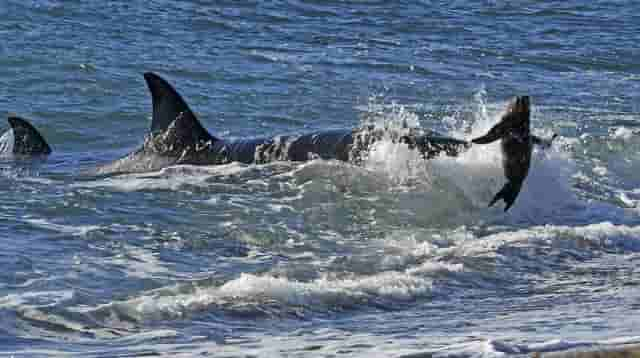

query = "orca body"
[97,73,470,173]
[97,72,542,211]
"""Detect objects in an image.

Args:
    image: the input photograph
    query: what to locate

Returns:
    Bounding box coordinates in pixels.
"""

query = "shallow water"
[2,1,640,357]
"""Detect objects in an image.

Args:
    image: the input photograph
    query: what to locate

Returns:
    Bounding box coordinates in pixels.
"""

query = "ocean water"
[1,1,640,357]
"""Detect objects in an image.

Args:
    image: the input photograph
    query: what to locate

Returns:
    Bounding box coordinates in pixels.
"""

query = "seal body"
[472,96,533,211]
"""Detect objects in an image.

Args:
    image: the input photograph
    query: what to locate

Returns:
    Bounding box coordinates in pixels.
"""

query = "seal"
[472,96,535,211]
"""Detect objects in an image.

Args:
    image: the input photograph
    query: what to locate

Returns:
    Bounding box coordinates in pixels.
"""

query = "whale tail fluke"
[7,116,52,155]
[471,96,532,212]
[143,72,218,144]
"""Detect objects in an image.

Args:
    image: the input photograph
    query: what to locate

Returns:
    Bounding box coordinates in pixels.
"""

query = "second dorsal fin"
[7,116,52,155]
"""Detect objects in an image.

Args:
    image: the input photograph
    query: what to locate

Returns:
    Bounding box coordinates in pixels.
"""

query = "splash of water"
[356,92,579,220]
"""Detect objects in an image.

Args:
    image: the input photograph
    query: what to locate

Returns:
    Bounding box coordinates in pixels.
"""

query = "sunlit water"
[1,1,640,357]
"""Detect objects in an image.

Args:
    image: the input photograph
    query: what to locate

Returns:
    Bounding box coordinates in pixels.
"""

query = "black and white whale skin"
[0,116,52,156]
[97,73,471,172]
[97,72,544,211]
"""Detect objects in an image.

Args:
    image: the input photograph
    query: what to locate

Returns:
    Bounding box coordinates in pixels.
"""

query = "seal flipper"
[488,180,521,212]
[7,117,52,155]
[532,133,557,149]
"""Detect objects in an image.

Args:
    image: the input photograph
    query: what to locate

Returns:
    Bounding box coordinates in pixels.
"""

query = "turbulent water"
[2,1,640,357]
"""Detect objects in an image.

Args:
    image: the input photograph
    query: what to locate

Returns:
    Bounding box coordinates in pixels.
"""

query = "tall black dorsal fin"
[143,72,217,143]
[7,117,52,155]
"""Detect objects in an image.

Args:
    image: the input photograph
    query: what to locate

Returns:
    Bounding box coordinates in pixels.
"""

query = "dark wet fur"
[472,96,533,211]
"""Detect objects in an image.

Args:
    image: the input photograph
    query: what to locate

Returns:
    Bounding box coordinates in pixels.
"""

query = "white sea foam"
[0,129,14,155]
[85,261,469,322]
[375,221,640,294]
[0,290,73,309]
[77,161,296,192]
[80,126,637,325]
[356,95,578,220]
[75,164,242,191]
[610,126,636,141]
[437,336,640,357]
[449,222,640,259]
[24,218,101,237]
[109,245,173,279]
[9,221,640,356]
[8,331,640,358]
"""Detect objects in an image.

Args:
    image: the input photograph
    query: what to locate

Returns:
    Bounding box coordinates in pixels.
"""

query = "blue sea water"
[1,1,640,357]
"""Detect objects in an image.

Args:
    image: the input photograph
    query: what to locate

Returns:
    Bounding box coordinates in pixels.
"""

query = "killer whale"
[97,72,544,211]
[0,116,52,156]
[4,73,543,211]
